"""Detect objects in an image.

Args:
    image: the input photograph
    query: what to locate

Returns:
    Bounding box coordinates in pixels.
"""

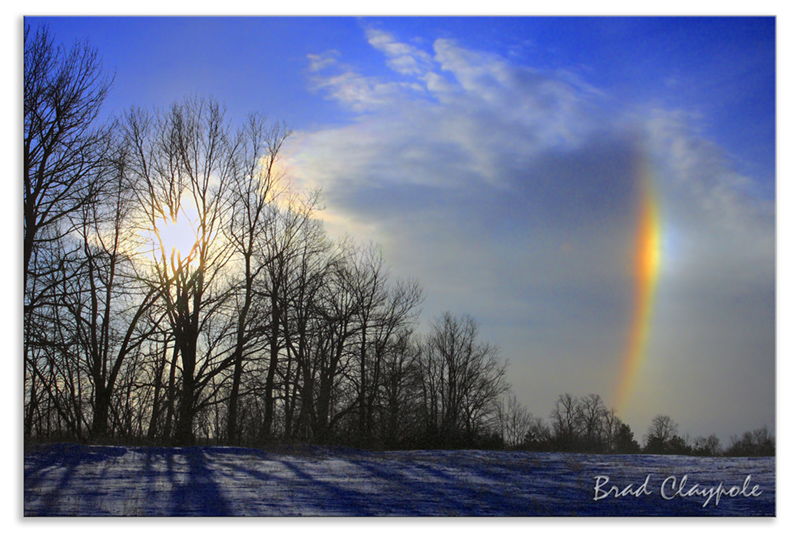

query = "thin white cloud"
[297,32,603,191]
[365,27,433,75]
[307,50,340,72]
[306,39,426,113]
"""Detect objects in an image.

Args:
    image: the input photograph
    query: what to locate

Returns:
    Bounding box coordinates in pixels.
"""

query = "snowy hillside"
[24,444,774,516]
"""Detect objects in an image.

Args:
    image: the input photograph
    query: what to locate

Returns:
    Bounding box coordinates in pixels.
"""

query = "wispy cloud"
[298,28,604,192]
[307,50,340,72]
[365,28,433,75]
[306,40,426,113]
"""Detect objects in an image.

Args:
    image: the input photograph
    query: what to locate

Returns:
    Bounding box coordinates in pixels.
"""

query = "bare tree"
[550,393,581,451]
[378,328,421,448]
[693,434,722,456]
[23,23,112,305]
[255,190,325,443]
[497,394,534,449]
[265,212,333,443]
[124,97,239,445]
[304,241,365,443]
[223,115,291,444]
[336,244,424,445]
[523,416,552,450]
[364,277,423,443]
[420,312,508,447]
[644,414,679,453]
[726,426,775,457]
[69,149,160,439]
[577,393,607,451]
[24,23,113,439]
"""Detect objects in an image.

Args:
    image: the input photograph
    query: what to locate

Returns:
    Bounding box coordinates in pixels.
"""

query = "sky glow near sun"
[150,205,200,270]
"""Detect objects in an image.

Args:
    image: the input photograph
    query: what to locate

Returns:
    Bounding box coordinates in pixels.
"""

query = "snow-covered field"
[24,443,774,516]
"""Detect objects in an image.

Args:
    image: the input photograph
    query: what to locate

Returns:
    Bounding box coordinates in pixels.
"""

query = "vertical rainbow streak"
[613,155,662,411]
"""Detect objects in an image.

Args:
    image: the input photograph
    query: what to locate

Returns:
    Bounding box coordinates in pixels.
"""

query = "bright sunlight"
[151,204,200,270]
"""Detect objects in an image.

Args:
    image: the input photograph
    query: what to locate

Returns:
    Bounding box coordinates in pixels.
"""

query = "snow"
[24,443,774,516]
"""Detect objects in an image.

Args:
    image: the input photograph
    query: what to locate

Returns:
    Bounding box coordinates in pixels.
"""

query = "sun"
[151,205,200,270]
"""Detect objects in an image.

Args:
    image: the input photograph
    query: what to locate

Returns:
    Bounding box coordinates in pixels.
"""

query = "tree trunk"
[91,384,111,439]
[174,338,197,446]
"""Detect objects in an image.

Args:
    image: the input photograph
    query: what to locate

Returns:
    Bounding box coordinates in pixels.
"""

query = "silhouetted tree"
[124,97,240,445]
[693,434,722,456]
[522,417,552,451]
[577,393,607,452]
[377,328,421,448]
[420,313,508,447]
[271,216,332,443]
[24,23,113,439]
[346,245,423,445]
[496,394,534,449]
[550,393,581,451]
[644,414,679,454]
[612,422,640,453]
[23,23,113,300]
[725,426,775,457]
[223,115,291,445]
[69,151,161,439]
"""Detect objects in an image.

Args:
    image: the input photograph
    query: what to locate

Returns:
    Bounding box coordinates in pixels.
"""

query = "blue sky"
[25,15,776,443]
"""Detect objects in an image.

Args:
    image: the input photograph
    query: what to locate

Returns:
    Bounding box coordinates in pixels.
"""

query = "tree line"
[495,393,774,457]
[23,24,774,456]
[23,24,511,449]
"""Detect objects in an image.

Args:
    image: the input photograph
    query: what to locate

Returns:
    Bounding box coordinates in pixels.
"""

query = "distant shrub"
[693,434,722,456]
[725,426,775,457]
